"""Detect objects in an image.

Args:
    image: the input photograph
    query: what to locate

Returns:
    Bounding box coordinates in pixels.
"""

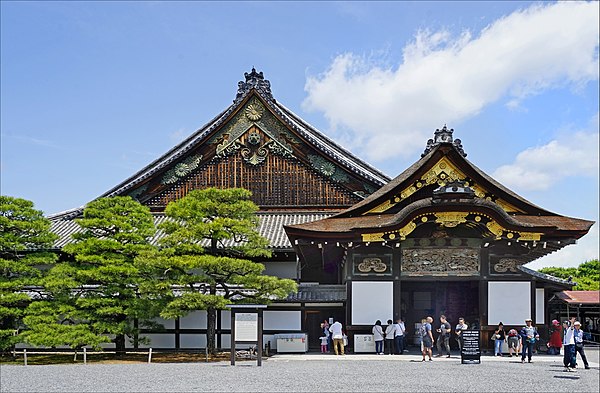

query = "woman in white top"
[372,320,384,355]
[385,319,396,355]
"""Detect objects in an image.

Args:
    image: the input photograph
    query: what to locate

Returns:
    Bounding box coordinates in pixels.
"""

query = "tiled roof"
[285,198,592,235]
[556,290,599,305]
[338,141,555,218]
[518,265,574,286]
[285,284,346,302]
[49,211,333,250]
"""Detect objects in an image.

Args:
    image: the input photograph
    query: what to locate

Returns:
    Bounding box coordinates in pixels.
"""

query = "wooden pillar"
[230,311,236,366]
[530,280,537,325]
[257,309,263,367]
[393,245,402,321]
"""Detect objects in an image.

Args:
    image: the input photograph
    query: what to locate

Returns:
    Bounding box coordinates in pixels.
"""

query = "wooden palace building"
[49,69,594,351]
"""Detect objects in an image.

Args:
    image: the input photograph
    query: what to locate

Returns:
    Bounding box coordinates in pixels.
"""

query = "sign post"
[460,329,481,364]
[227,304,266,367]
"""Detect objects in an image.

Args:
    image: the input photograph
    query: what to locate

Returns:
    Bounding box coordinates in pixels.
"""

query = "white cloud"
[492,129,599,191]
[303,1,599,160]
[526,223,599,270]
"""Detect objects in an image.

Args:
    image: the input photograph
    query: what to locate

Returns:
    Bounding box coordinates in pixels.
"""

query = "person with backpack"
[507,327,520,357]
[421,316,434,361]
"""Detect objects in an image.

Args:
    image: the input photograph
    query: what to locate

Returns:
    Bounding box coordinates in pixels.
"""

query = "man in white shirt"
[329,320,345,355]
[395,319,405,354]
[563,318,576,371]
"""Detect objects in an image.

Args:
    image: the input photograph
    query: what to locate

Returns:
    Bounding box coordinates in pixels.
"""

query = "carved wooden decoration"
[401,248,479,276]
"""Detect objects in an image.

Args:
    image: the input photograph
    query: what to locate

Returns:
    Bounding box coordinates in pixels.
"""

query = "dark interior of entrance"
[401,281,479,349]
[305,308,346,350]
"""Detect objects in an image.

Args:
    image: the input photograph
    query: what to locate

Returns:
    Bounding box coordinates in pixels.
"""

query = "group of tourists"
[320,320,347,355]
[416,315,467,361]
[371,318,407,355]
[561,318,590,371]
[491,317,590,370]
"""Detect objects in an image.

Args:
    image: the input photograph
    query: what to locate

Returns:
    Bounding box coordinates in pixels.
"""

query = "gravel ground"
[1,349,599,392]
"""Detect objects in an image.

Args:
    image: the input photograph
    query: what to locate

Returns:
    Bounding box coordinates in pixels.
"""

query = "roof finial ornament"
[421,125,467,157]
[235,67,274,103]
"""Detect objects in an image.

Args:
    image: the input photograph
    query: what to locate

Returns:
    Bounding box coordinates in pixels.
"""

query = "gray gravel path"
[2,349,599,392]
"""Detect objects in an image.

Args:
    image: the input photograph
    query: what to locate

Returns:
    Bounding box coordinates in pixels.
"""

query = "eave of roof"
[555,290,600,305]
[518,265,574,287]
[49,211,335,250]
[337,142,558,218]
[285,197,593,236]
[284,284,346,302]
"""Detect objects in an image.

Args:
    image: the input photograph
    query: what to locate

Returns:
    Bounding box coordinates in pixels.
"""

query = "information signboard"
[234,313,258,342]
[460,330,481,364]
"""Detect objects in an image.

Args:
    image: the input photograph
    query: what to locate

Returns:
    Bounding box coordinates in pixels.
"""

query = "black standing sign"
[460,329,481,364]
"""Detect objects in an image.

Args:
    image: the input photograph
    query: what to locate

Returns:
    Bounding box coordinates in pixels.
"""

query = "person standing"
[394,319,405,354]
[573,321,590,369]
[329,320,345,355]
[421,316,434,361]
[323,320,331,353]
[507,327,520,357]
[435,315,452,358]
[563,319,576,371]
[493,322,506,357]
[372,320,384,355]
[454,317,468,351]
[400,317,409,352]
[519,318,539,363]
[319,335,328,353]
[547,319,563,355]
[385,319,396,355]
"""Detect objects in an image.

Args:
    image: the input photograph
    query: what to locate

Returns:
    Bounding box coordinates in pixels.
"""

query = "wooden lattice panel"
[146,154,361,208]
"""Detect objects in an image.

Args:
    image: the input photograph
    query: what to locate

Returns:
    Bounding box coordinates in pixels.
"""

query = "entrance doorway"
[401,281,479,349]
[304,308,345,351]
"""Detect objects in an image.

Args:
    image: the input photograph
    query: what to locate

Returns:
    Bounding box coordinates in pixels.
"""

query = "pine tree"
[153,188,297,355]
[23,197,165,353]
[0,196,57,352]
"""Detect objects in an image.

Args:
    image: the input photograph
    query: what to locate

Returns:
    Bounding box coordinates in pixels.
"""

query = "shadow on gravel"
[553,375,581,380]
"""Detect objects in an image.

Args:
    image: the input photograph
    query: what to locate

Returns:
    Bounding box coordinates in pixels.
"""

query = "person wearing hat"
[573,321,590,369]
[519,318,539,363]
[547,319,563,355]
[563,317,577,371]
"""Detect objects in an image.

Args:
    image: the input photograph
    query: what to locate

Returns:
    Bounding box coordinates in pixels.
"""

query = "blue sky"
[1,1,598,269]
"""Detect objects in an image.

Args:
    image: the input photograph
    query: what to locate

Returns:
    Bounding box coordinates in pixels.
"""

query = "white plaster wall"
[351,281,394,325]
[138,334,175,348]
[180,334,207,349]
[488,282,531,326]
[536,288,545,324]
[263,262,297,279]
[263,311,301,330]
[180,311,207,329]
[221,310,231,329]
[150,317,175,329]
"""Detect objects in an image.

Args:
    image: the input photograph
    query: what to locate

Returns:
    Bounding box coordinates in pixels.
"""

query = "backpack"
[419,324,428,338]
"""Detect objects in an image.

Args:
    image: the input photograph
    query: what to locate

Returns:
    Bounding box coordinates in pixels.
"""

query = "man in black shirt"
[435,314,452,358]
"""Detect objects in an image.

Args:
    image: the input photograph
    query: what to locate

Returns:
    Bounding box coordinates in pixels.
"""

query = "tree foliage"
[539,260,599,290]
[23,197,165,352]
[0,196,57,351]
[154,188,297,354]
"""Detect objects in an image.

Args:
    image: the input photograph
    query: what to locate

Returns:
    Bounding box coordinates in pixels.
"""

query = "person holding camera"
[563,318,577,371]
[493,322,506,356]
